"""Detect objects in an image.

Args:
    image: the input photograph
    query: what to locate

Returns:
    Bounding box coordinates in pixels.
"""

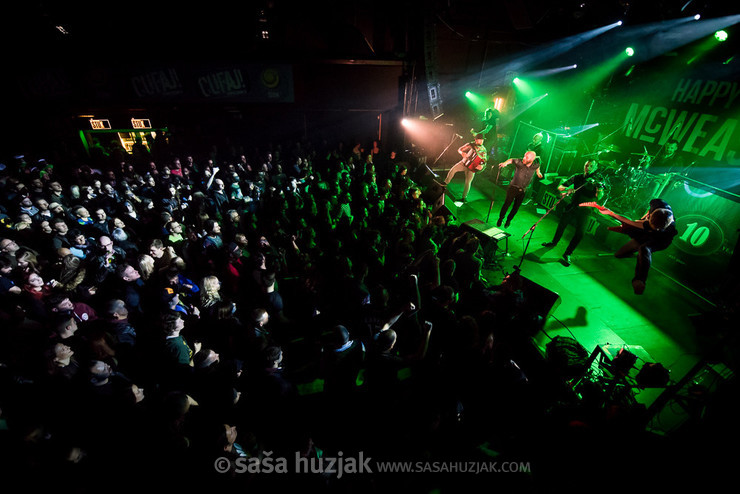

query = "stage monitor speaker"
[432,191,457,219]
[422,180,444,204]
[517,274,561,319]
[461,219,510,261]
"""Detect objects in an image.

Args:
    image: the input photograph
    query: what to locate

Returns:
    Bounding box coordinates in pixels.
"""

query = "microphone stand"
[485,163,503,223]
[593,122,627,150]
[431,134,464,168]
[517,182,588,269]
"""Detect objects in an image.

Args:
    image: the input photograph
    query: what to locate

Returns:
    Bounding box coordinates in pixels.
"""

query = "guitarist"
[580,198,677,295]
[542,160,604,266]
[470,107,500,159]
[441,133,487,203]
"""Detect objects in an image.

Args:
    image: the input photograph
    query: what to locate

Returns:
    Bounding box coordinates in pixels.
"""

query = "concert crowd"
[0,133,704,491]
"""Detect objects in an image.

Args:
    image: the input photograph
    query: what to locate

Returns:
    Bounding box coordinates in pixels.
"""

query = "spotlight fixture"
[694,14,701,20]
[625,47,635,56]
[715,30,728,42]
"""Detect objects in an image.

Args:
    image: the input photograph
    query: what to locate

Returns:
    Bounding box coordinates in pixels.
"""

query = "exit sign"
[89,119,111,130]
[131,118,152,129]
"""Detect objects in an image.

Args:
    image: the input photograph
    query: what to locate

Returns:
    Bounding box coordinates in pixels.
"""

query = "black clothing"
[508,159,540,190]
[647,151,688,176]
[499,158,540,224]
[549,172,602,256]
[614,199,678,282]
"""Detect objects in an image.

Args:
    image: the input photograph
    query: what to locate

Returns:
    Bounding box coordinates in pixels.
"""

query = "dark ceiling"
[4,0,736,68]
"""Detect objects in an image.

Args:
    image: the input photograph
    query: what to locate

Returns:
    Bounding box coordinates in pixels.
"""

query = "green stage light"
[513,77,520,83]
[465,91,473,98]
[715,30,728,42]
[625,47,635,57]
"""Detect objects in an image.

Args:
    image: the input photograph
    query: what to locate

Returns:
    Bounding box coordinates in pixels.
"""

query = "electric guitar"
[578,201,608,212]
[579,202,626,232]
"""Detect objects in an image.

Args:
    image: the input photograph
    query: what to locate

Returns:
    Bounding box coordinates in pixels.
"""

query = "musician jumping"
[581,198,677,295]
[542,160,604,266]
[442,133,487,203]
[497,150,543,228]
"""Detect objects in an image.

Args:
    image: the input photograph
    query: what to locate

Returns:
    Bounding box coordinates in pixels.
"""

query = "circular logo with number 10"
[674,214,724,256]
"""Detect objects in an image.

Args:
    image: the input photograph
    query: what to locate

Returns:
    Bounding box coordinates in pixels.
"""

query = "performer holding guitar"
[441,133,487,203]
[470,107,500,159]
[542,160,604,266]
[580,198,677,294]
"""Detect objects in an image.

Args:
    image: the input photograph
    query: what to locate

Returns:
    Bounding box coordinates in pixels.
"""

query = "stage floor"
[435,169,720,433]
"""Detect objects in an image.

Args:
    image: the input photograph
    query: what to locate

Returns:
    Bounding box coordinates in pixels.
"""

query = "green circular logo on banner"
[261,68,279,88]
[674,214,724,256]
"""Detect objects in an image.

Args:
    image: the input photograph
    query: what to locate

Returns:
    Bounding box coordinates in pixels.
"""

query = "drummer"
[645,140,688,176]
[585,144,621,177]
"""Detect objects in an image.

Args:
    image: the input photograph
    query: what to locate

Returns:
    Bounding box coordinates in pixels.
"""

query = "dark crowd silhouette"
[0,132,718,492]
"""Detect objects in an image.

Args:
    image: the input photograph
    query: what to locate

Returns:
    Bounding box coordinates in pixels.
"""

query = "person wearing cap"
[441,133,488,203]
[48,202,65,219]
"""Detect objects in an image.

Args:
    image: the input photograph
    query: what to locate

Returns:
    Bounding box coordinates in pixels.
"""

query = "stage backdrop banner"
[652,176,740,301]
[597,59,740,195]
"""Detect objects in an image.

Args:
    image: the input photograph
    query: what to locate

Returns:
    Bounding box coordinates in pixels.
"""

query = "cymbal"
[598,144,622,152]
[630,152,655,156]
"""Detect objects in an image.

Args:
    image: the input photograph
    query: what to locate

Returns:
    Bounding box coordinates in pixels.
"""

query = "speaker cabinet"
[518,274,561,319]
[461,219,511,261]
[432,191,457,218]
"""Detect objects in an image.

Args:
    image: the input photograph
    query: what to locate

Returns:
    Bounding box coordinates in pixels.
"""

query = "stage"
[428,166,728,435]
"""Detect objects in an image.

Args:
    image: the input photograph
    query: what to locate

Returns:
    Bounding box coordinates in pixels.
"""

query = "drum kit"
[580,144,668,215]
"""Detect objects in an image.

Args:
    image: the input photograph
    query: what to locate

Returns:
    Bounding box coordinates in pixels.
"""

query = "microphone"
[454,133,463,139]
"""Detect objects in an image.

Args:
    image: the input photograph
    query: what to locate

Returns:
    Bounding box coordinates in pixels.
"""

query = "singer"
[497,151,543,228]
[441,133,487,203]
